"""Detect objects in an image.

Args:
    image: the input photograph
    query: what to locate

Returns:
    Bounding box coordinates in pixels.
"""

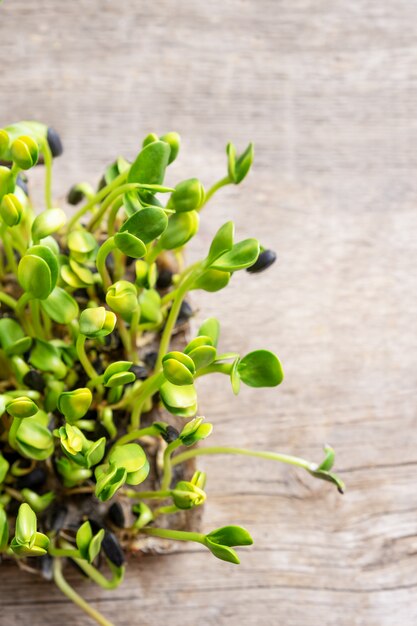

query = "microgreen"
[0,121,343,626]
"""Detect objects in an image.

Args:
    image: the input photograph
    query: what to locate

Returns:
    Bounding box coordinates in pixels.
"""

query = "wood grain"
[1,1,417,624]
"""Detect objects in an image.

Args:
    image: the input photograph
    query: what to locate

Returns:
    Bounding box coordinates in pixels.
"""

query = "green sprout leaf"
[179,417,213,446]
[162,351,196,386]
[160,381,198,418]
[76,520,105,563]
[128,140,170,186]
[10,503,50,557]
[210,239,260,272]
[237,350,284,388]
[207,221,234,264]
[79,307,116,338]
[6,396,38,418]
[18,245,58,299]
[40,287,79,324]
[227,142,254,184]
[0,193,23,226]
[58,388,93,423]
[198,318,221,347]
[102,361,135,387]
[0,318,32,356]
[31,208,66,242]
[184,336,217,369]
[11,135,39,170]
[108,443,150,486]
[120,207,168,243]
[30,340,67,379]
[169,178,205,213]
[159,211,199,250]
[106,281,139,322]
[114,232,147,258]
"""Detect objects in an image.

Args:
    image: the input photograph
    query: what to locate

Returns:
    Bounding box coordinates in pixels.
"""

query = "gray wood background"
[1,1,416,624]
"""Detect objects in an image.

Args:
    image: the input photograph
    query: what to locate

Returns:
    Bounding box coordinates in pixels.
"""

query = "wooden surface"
[1,1,416,624]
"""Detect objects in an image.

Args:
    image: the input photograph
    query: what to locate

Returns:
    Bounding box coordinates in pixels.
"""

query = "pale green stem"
[154,504,178,517]
[59,540,124,590]
[76,334,99,379]
[140,526,205,544]
[30,299,44,339]
[129,308,141,360]
[107,196,124,236]
[87,183,140,231]
[161,439,182,491]
[53,558,115,626]
[96,237,116,290]
[171,446,313,471]
[200,175,231,207]
[154,267,201,371]
[8,417,22,451]
[116,314,133,360]
[123,489,171,500]
[42,140,53,209]
[194,363,234,379]
[0,291,17,309]
[1,229,18,274]
[49,547,82,558]
[67,170,129,231]
[109,425,159,451]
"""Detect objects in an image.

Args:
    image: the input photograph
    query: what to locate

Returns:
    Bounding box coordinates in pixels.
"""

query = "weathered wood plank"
[1,0,417,624]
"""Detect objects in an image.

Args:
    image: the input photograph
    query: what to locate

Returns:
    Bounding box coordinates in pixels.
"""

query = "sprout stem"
[1,229,18,274]
[87,183,140,231]
[140,526,205,545]
[123,489,171,500]
[30,299,44,339]
[201,175,231,207]
[107,196,124,236]
[0,291,17,310]
[67,170,129,231]
[155,267,201,371]
[53,558,115,626]
[42,140,53,209]
[110,425,159,450]
[171,446,313,471]
[96,237,116,290]
[76,334,99,380]
[161,439,182,490]
[129,308,140,360]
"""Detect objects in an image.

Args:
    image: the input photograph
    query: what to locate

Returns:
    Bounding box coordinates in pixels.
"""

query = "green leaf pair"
[203,525,253,564]
[10,503,49,557]
[184,335,217,369]
[115,206,168,258]
[76,520,105,563]
[18,245,59,299]
[57,423,106,469]
[206,221,260,272]
[0,318,32,357]
[0,193,23,226]
[55,456,92,488]
[159,381,198,418]
[57,388,92,423]
[171,479,206,510]
[79,307,117,338]
[106,280,139,322]
[307,445,345,494]
[95,443,149,501]
[179,417,213,446]
[168,178,205,213]
[162,351,196,386]
[102,361,136,388]
[226,142,254,184]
